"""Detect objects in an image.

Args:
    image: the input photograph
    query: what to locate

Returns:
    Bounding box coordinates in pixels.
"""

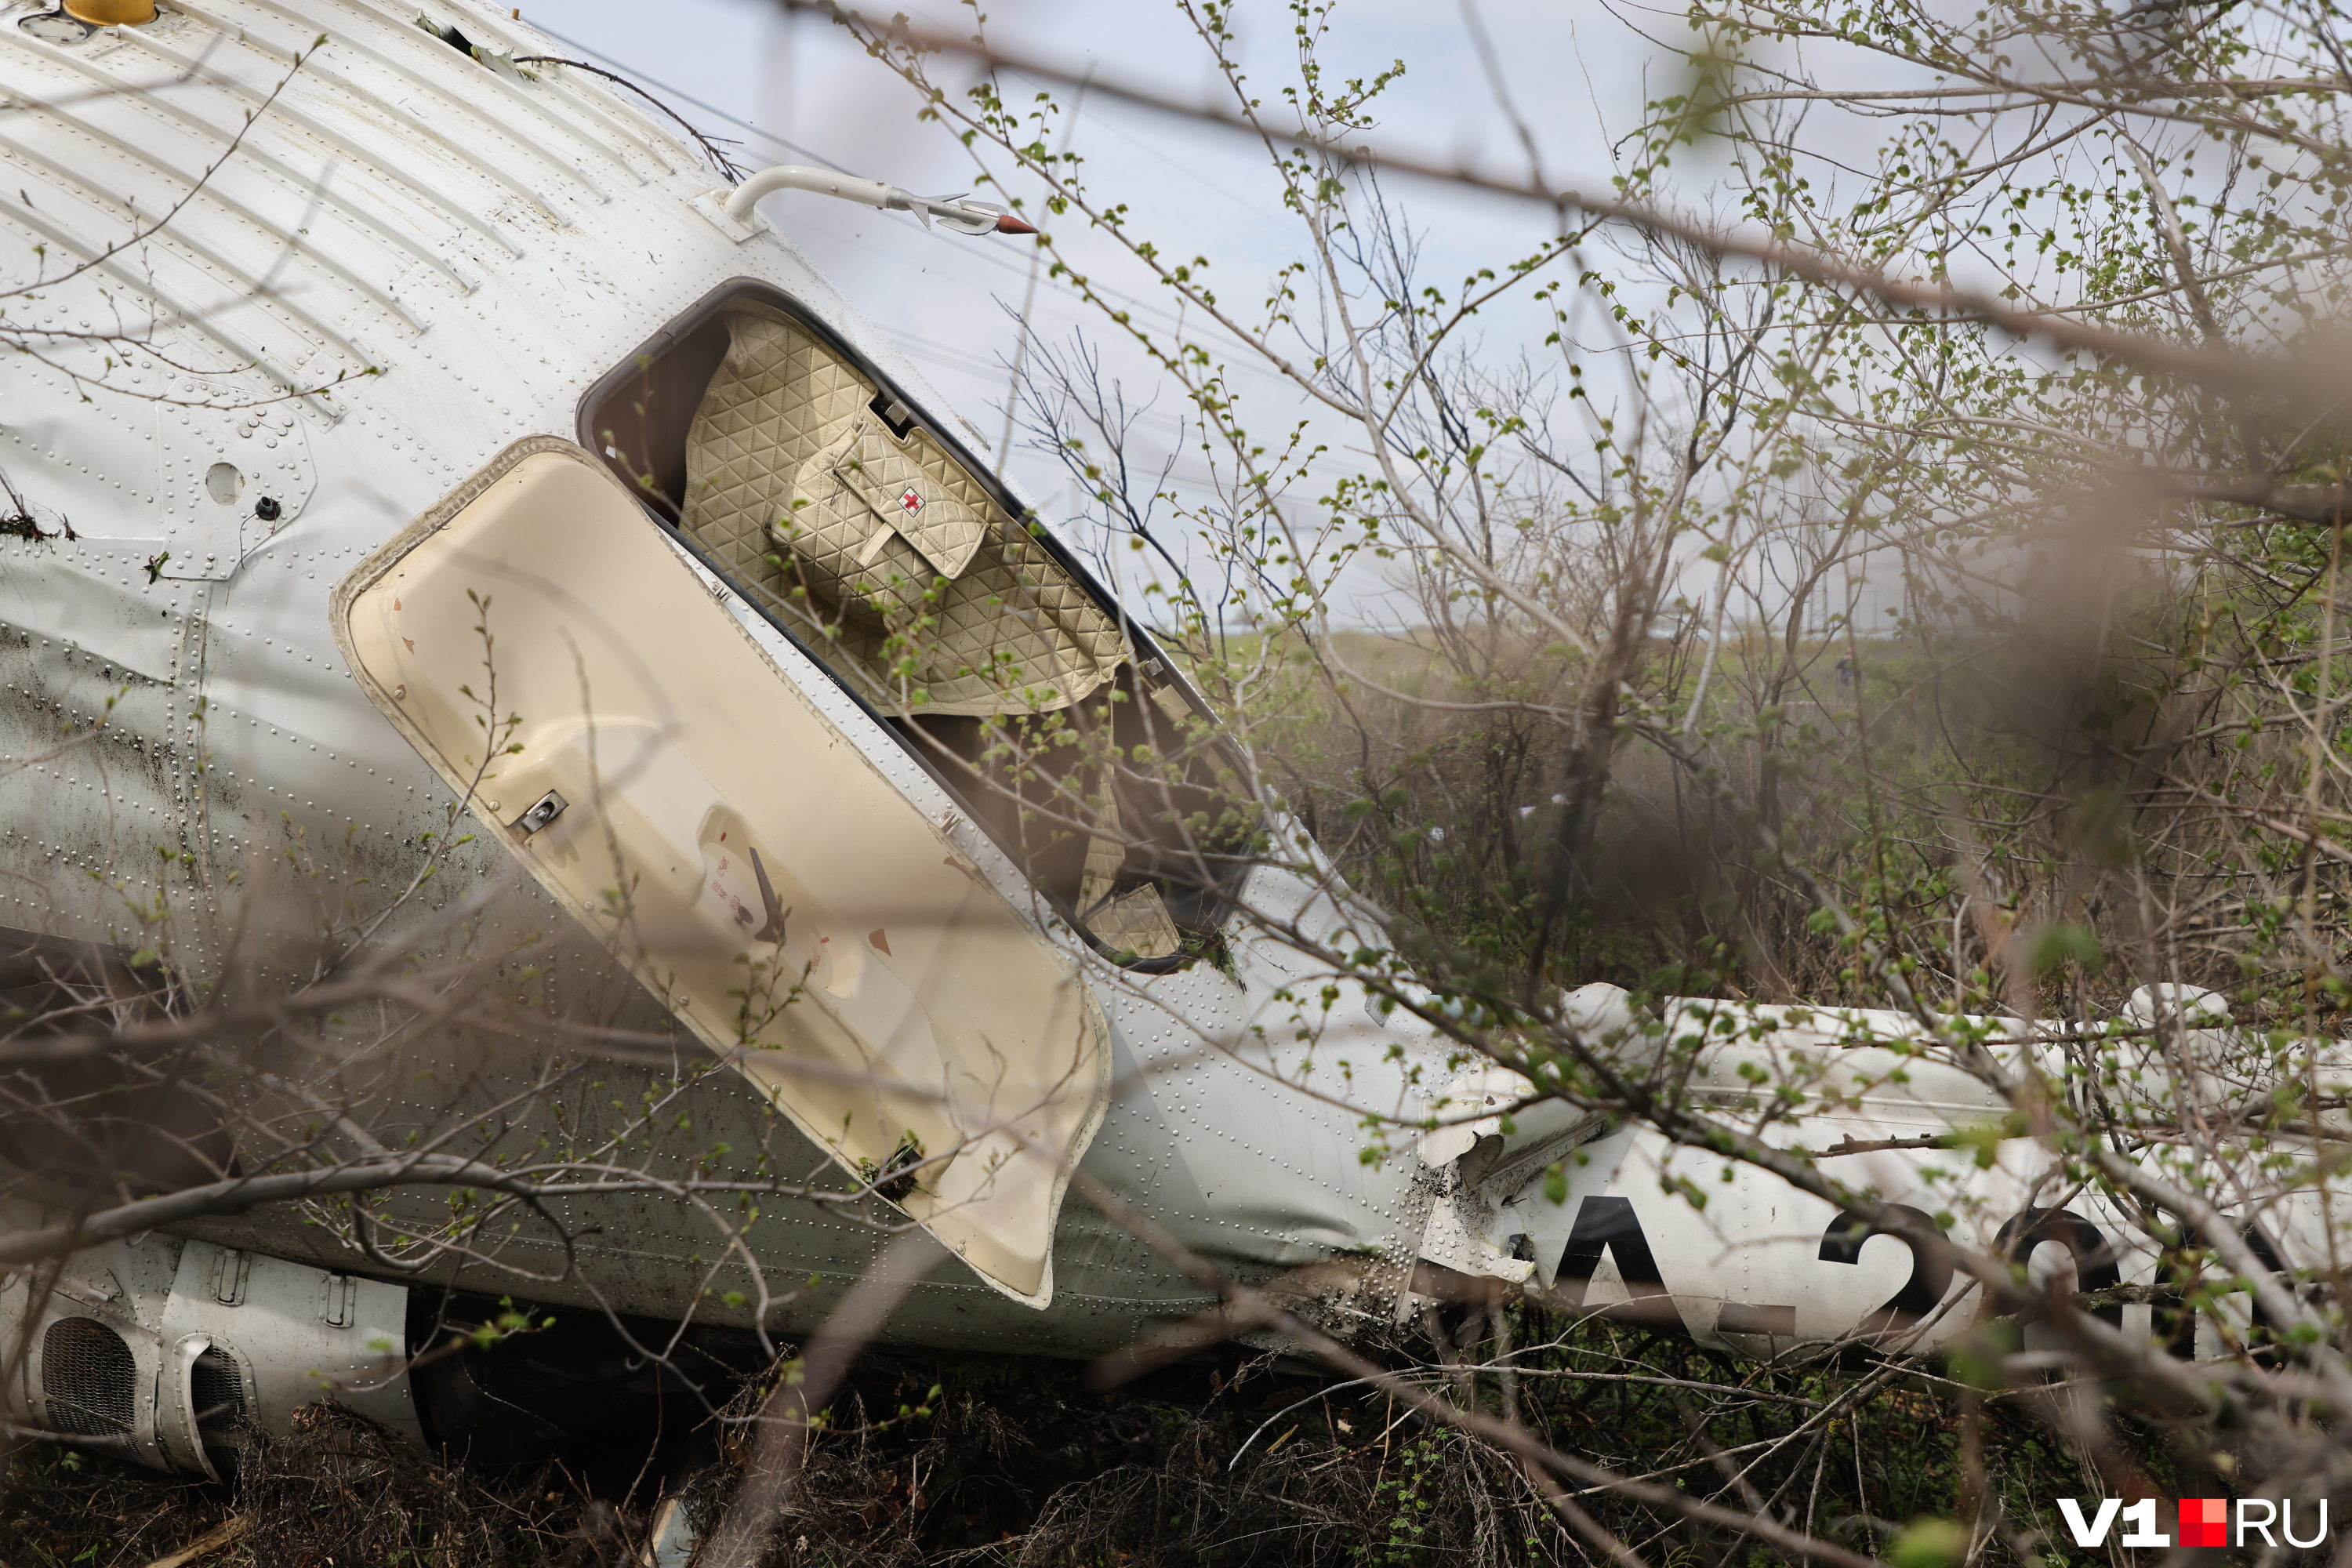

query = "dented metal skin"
[0,0,2342,1476]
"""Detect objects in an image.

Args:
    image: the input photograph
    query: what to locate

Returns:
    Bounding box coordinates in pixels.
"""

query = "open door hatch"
[331,437,1108,1307]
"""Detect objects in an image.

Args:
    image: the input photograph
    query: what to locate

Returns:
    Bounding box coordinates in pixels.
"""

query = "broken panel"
[332,437,1109,1307]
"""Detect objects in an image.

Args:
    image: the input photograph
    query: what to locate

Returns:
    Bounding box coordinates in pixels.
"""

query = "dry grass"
[0,1315,2120,1566]
[1,1405,586,1568]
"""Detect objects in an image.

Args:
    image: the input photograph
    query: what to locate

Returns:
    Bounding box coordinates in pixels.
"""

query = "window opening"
[580,282,1250,970]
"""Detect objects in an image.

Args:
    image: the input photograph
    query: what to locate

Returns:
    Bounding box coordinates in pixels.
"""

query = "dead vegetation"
[3,1313,2135,1566]
[2,1404,580,1568]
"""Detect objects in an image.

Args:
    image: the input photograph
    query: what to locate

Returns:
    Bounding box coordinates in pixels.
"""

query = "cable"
[527,20,848,171]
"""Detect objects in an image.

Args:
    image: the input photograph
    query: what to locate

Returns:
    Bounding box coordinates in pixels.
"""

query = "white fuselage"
[0,0,1437,1355]
[0,0,2337,1470]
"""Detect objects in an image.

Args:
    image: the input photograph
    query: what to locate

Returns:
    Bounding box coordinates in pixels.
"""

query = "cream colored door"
[331,437,1105,1307]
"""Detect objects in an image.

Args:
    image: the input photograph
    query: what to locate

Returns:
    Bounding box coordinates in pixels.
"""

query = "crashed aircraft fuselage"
[0,0,2332,1478]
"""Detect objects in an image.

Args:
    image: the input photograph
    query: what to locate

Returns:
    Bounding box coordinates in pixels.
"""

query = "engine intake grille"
[191,1346,247,1443]
[41,1317,135,1437]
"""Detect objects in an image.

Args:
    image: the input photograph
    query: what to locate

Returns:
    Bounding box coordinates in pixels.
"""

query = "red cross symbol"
[899,488,924,514]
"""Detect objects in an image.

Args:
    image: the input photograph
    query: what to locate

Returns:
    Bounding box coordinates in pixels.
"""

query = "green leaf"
[1889,1518,1967,1568]
[2027,921,2103,976]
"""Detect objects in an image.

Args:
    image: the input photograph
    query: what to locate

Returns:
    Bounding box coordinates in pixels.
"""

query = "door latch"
[510,789,568,837]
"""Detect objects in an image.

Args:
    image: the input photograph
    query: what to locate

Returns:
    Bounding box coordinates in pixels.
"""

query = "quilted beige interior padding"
[1077,796,1180,960]
[683,303,1127,716]
[787,420,989,621]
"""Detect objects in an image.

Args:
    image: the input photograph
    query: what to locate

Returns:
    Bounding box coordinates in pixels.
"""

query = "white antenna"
[724,164,1036,235]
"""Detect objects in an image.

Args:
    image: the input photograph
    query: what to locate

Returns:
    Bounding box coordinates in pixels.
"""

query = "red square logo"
[2179,1497,2228,1548]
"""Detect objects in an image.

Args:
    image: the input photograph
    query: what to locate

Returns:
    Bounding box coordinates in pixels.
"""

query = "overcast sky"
[525,1,1707,623]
